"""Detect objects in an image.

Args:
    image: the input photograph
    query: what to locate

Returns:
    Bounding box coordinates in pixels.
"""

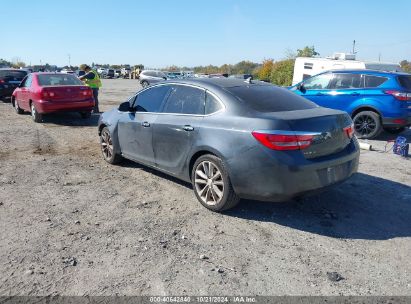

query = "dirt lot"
[0,79,410,296]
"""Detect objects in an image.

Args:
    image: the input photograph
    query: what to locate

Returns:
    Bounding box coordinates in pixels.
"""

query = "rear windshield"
[0,70,28,80]
[397,76,411,90]
[38,74,83,86]
[226,85,317,112]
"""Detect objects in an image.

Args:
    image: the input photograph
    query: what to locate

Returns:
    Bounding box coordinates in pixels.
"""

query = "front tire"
[31,103,42,122]
[192,154,239,212]
[353,111,382,139]
[141,80,149,88]
[100,127,122,164]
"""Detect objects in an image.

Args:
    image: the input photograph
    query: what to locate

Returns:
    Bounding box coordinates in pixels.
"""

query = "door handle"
[141,121,150,127]
[183,125,194,131]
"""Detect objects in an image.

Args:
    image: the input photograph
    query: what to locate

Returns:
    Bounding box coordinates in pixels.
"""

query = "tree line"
[3,45,411,86]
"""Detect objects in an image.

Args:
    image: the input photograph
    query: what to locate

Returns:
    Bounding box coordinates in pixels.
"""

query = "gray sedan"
[98,78,360,211]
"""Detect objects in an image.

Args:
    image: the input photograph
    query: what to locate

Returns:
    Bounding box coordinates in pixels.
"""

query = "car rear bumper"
[0,87,16,98]
[35,99,95,113]
[382,116,411,127]
[228,139,360,202]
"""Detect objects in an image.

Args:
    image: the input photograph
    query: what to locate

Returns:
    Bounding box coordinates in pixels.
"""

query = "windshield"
[37,74,83,86]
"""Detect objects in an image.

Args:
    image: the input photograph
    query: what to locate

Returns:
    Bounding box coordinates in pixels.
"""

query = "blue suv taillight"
[384,90,411,101]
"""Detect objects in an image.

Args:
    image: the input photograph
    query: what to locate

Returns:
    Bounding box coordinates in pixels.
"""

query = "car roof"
[321,69,410,76]
[165,77,270,90]
[31,72,77,75]
[0,68,26,71]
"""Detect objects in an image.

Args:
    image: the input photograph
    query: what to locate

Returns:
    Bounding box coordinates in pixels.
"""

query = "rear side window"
[24,75,33,88]
[38,74,83,86]
[397,76,411,90]
[227,85,317,113]
[134,85,171,113]
[0,70,27,80]
[364,75,387,88]
[329,73,362,89]
[163,85,205,115]
[205,92,223,114]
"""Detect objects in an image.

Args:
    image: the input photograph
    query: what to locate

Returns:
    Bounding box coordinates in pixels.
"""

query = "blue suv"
[290,70,411,139]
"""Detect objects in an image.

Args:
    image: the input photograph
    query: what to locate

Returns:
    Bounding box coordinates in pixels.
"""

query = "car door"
[16,74,32,111]
[323,73,364,111]
[293,73,333,107]
[152,84,205,176]
[117,85,171,166]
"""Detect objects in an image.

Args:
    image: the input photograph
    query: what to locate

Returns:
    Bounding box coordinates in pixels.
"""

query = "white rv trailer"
[292,53,402,85]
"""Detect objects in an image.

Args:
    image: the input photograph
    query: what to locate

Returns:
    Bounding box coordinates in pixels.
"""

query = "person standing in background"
[79,64,102,113]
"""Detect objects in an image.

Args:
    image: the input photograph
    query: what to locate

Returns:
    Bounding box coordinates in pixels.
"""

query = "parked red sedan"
[11,73,95,122]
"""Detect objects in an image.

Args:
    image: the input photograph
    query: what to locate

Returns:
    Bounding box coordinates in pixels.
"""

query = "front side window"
[329,73,362,89]
[303,73,333,90]
[133,85,171,113]
[163,85,205,115]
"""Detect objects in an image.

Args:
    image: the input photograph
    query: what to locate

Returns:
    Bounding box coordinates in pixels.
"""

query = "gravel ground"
[0,79,410,296]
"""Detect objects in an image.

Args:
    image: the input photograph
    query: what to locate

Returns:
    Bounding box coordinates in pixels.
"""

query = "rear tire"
[383,127,406,134]
[353,111,382,139]
[31,103,42,122]
[100,127,122,164]
[192,154,240,212]
[80,111,92,119]
[13,98,24,114]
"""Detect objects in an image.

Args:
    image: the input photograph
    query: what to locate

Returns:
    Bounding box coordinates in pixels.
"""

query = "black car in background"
[98,78,360,211]
[0,69,28,100]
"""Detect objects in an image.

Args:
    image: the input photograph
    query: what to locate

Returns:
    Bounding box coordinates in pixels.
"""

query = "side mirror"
[118,101,132,112]
[296,83,306,93]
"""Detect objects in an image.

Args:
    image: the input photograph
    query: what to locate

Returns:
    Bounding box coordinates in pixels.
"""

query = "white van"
[292,53,402,85]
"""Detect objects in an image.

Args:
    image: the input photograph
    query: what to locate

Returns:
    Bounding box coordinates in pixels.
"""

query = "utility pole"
[378,53,381,62]
[352,40,356,54]
[68,54,71,68]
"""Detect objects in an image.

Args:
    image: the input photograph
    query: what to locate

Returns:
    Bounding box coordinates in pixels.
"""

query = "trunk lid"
[266,108,352,159]
[41,85,92,101]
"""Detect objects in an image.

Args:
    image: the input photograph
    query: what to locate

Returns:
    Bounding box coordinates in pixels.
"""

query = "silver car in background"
[139,70,167,88]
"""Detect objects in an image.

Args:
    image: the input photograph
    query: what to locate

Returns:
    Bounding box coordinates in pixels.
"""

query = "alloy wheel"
[31,104,36,118]
[354,114,377,137]
[194,161,224,206]
[100,129,113,160]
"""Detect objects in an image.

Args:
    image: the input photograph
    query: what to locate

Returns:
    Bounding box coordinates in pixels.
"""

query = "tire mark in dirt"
[32,128,57,156]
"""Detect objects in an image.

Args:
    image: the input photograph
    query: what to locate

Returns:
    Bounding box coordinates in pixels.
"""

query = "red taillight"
[41,90,56,99]
[393,118,406,124]
[252,131,314,151]
[384,90,411,101]
[343,124,354,139]
[82,89,92,96]
[0,79,5,84]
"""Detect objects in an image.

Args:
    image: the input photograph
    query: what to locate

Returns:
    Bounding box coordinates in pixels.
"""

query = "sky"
[1,0,411,68]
